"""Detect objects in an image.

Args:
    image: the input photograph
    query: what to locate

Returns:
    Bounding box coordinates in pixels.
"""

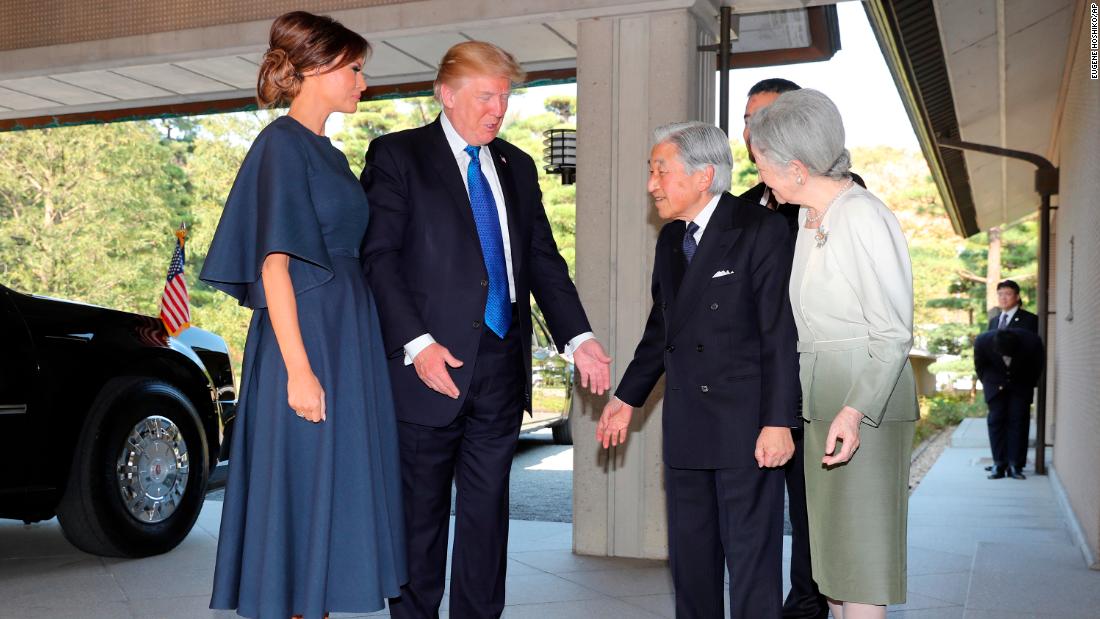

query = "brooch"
[814,226,829,248]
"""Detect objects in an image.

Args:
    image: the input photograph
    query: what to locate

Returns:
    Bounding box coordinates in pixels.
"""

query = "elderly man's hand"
[755,426,794,468]
[573,338,612,396]
[596,397,633,449]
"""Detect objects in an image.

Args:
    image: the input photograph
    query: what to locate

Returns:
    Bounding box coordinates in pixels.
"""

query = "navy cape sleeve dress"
[202,115,406,619]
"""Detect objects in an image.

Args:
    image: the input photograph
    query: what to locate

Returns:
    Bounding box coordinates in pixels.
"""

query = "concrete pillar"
[572,4,716,560]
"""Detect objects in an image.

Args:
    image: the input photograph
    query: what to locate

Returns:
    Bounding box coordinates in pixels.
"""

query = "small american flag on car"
[160,225,191,336]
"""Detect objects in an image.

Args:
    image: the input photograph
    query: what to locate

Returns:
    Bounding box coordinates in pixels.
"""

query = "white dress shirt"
[403,112,594,364]
[689,194,722,246]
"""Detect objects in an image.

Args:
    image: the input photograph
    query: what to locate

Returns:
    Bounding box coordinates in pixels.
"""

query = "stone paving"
[1,418,1096,618]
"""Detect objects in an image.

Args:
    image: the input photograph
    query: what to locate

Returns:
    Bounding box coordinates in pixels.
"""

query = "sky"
[506,0,918,149]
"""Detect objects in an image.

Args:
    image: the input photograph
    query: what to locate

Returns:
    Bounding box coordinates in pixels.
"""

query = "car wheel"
[551,415,573,445]
[56,377,209,558]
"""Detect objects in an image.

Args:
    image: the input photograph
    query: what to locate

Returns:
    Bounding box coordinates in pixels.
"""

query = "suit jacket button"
[700,385,709,393]
[473,320,481,329]
[666,345,675,352]
[697,344,704,352]
[480,279,488,287]
[710,302,719,310]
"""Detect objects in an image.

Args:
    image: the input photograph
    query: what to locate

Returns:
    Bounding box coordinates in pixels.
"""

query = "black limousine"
[1,283,236,558]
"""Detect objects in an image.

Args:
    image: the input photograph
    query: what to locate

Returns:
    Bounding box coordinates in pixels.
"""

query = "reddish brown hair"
[257,11,371,108]
[433,41,526,100]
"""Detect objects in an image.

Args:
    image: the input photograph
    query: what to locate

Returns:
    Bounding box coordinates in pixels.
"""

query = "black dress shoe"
[1009,468,1027,480]
[984,465,994,471]
[988,468,1006,479]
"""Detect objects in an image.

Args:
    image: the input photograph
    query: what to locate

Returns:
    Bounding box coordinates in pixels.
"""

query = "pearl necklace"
[805,178,855,224]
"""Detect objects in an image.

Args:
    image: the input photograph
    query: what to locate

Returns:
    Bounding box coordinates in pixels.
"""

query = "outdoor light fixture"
[543,128,576,185]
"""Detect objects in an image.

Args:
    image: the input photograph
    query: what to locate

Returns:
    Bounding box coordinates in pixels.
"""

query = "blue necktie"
[464,145,511,338]
[683,221,700,264]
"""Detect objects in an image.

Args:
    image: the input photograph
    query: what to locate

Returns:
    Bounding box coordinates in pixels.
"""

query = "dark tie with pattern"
[464,145,511,338]
[683,221,700,264]
[998,312,1009,330]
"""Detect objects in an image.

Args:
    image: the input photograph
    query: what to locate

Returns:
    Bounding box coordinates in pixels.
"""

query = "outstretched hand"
[822,406,864,466]
[596,397,634,449]
[573,338,612,395]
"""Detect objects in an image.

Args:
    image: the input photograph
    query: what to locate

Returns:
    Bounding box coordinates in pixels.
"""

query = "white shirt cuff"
[403,333,436,366]
[561,331,596,362]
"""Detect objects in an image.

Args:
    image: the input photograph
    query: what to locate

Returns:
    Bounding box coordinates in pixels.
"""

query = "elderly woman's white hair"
[747,88,851,180]
[652,121,733,195]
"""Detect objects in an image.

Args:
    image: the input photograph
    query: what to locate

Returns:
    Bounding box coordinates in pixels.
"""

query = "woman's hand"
[288,370,326,423]
[822,406,863,466]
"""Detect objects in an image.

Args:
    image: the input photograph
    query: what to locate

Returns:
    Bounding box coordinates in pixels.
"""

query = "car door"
[0,287,34,490]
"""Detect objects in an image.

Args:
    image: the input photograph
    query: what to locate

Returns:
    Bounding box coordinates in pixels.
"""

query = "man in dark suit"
[738,78,849,619]
[597,121,798,619]
[975,326,1044,479]
[986,279,1039,333]
[361,41,611,619]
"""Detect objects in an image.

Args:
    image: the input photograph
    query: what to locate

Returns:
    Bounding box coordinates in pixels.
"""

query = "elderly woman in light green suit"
[749,89,918,619]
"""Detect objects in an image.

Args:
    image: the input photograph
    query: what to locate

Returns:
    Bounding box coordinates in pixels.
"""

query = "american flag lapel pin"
[501,155,507,164]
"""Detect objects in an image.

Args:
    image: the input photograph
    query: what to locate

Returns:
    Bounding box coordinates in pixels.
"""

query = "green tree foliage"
[0,122,187,313]
[335,97,441,177]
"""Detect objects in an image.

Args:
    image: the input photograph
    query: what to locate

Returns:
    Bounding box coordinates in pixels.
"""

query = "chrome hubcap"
[116,415,189,523]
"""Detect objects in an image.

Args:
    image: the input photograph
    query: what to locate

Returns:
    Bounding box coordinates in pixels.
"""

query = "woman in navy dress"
[200,11,405,619]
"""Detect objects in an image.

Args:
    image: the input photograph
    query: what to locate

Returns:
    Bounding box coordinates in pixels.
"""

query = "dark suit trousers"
[782,428,828,619]
[389,318,524,619]
[986,391,1031,470]
[665,464,785,619]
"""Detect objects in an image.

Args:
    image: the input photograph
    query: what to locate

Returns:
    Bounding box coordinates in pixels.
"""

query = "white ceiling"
[0,4,829,121]
[934,0,1074,230]
[0,21,580,118]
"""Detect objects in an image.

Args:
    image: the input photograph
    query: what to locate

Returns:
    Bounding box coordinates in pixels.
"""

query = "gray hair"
[652,121,732,195]
[746,89,851,180]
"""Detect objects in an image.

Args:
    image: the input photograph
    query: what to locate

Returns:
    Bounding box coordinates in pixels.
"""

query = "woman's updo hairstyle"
[257,11,371,108]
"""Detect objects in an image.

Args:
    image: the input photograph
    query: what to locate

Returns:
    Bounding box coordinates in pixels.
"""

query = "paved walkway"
[1,418,1097,618]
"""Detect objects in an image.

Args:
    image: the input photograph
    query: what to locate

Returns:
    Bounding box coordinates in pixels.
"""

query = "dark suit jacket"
[986,307,1039,333]
[360,117,591,427]
[615,193,800,469]
[739,172,866,237]
[974,327,1044,404]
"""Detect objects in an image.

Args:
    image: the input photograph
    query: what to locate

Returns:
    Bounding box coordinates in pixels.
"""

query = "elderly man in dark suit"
[597,121,799,619]
[975,327,1044,479]
[361,41,611,619]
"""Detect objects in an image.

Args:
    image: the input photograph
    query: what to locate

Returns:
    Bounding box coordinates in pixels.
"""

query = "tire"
[551,415,573,445]
[56,377,209,558]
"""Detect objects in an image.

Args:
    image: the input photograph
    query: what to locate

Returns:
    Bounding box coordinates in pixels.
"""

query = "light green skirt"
[804,415,915,605]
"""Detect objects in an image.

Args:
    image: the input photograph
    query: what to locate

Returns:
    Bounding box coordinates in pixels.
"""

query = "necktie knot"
[464,145,481,160]
[686,222,700,236]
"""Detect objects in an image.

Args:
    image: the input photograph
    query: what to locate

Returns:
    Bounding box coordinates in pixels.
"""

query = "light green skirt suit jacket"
[789,184,918,605]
